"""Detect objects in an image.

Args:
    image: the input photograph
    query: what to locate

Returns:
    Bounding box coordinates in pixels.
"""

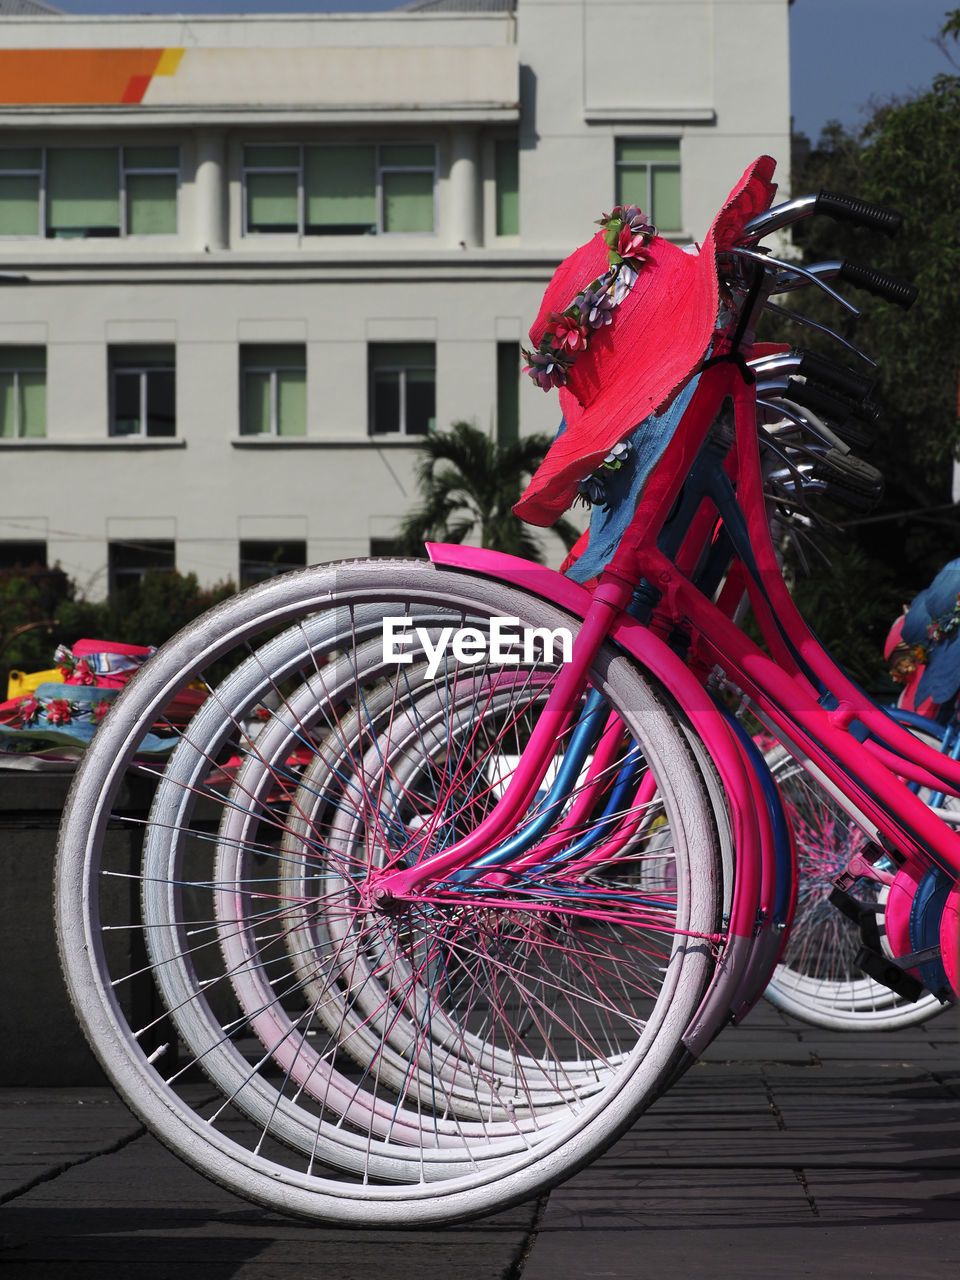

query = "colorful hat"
[514,155,778,526]
[55,637,155,687]
[901,558,960,706]
[0,639,179,764]
[0,682,171,760]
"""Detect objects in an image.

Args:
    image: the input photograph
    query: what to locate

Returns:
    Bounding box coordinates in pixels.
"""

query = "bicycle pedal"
[828,887,883,950]
[854,946,925,1001]
[828,886,872,921]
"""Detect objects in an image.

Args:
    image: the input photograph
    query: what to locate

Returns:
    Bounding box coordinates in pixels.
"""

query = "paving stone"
[1,1122,537,1279]
[1,1002,957,1277]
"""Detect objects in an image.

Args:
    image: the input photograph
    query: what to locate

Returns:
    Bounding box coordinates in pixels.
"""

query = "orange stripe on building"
[0,49,184,105]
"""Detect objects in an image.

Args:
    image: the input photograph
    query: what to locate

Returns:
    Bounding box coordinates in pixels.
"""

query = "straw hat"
[514,155,777,526]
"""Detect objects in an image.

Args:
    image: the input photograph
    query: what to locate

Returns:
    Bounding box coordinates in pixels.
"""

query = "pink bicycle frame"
[374,356,957,1013]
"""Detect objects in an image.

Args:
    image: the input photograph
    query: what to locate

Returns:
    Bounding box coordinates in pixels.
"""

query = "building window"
[0,146,179,239]
[243,145,300,234]
[305,144,376,234]
[369,537,402,557]
[240,344,306,437]
[239,540,307,589]
[379,145,435,233]
[494,139,519,237]
[0,147,42,236]
[243,143,436,236]
[110,345,176,438]
[47,147,120,239]
[108,540,175,597]
[122,146,179,236]
[496,342,519,446]
[0,541,46,571]
[369,343,436,436]
[615,140,681,233]
[0,346,46,439]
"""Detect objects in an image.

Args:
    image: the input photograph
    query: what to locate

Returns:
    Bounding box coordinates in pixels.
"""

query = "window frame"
[120,146,181,238]
[239,344,307,438]
[0,147,43,238]
[241,144,302,236]
[242,142,438,238]
[0,346,46,439]
[109,345,177,439]
[0,144,180,240]
[368,343,436,438]
[375,143,437,235]
[493,136,519,238]
[614,138,682,233]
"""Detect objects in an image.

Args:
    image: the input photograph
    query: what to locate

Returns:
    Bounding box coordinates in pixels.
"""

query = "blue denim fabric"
[902,558,960,705]
[563,374,701,584]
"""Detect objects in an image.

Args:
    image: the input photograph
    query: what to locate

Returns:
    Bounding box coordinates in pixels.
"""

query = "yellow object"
[7,669,62,700]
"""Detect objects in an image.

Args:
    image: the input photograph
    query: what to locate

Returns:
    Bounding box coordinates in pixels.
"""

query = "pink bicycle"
[55,156,958,1226]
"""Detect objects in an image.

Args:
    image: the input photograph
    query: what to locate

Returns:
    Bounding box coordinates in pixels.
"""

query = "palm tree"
[397,421,579,562]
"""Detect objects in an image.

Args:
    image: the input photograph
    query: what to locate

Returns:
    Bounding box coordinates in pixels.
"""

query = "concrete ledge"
[0,771,146,1087]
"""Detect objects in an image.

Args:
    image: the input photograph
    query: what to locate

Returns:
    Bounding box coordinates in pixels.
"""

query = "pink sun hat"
[514,156,778,527]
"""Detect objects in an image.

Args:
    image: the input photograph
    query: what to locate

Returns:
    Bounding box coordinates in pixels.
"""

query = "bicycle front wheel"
[56,559,724,1226]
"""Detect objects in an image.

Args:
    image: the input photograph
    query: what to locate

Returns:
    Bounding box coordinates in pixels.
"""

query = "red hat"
[514,156,778,526]
[884,614,906,660]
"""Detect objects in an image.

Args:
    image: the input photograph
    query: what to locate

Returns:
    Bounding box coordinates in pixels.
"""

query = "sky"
[37,0,960,144]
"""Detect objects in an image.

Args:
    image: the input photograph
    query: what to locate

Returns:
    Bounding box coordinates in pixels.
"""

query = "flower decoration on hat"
[522,206,656,391]
[17,696,40,727]
[45,698,76,726]
[925,591,960,648]
[894,590,960,676]
[57,651,96,685]
[889,643,927,685]
[575,438,633,509]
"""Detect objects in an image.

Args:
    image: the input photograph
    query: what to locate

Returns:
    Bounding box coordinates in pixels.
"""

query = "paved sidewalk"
[1,1002,957,1279]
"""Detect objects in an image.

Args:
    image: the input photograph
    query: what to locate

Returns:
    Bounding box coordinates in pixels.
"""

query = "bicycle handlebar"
[814,190,903,236]
[752,350,876,401]
[742,190,904,240]
[796,349,877,399]
[836,260,918,309]
[811,448,884,510]
[773,259,917,310]
[783,378,882,430]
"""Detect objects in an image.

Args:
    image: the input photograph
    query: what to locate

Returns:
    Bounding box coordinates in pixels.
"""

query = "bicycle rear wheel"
[763,745,945,1029]
[56,559,724,1225]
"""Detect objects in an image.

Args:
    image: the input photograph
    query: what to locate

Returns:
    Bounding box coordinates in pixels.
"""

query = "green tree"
[767,11,960,684]
[398,420,579,562]
[89,568,236,651]
[0,564,70,687]
[0,566,236,695]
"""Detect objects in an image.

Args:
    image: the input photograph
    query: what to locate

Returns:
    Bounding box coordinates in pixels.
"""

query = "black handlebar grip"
[815,190,903,236]
[786,377,882,431]
[812,449,884,511]
[837,260,918,309]
[827,420,875,453]
[797,350,875,400]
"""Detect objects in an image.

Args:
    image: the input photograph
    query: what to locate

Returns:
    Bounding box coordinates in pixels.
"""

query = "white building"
[0,0,790,595]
